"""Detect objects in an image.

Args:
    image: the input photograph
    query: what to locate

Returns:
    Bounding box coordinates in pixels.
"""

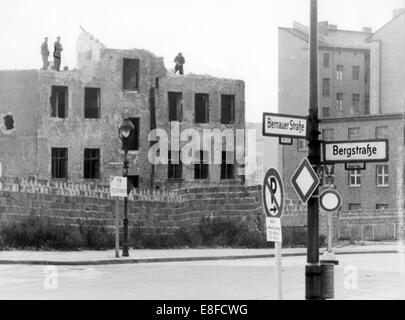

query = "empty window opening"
[168,150,182,179]
[194,150,209,180]
[51,148,68,179]
[123,58,140,91]
[3,114,14,130]
[221,151,235,180]
[155,77,159,89]
[195,93,209,123]
[221,94,235,124]
[84,148,100,179]
[128,175,140,190]
[85,87,101,119]
[168,92,183,122]
[50,86,68,118]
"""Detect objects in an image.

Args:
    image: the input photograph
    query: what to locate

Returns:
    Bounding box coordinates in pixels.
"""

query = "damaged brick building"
[0,32,246,190]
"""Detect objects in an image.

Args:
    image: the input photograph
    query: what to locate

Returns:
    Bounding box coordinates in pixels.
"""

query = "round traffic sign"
[263,168,284,218]
[319,189,342,212]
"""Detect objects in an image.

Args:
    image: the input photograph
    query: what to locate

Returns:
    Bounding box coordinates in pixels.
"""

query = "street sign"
[107,162,123,169]
[345,162,366,171]
[279,137,293,145]
[263,168,285,218]
[262,112,308,139]
[291,158,320,204]
[323,139,389,164]
[266,217,282,242]
[319,189,342,212]
[110,176,128,197]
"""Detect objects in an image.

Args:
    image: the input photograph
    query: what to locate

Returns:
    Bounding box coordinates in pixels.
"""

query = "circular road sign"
[263,168,285,218]
[319,189,342,212]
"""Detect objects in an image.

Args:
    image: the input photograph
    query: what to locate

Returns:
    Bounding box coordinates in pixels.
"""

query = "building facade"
[0,32,246,190]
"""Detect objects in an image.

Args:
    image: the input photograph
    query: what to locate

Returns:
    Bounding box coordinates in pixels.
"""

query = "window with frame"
[194,150,209,180]
[348,127,361,140]
[297,139,308,151]
[50,86,68,118]
[195,93,209,123]
[221,151,235,180]
[51,148,68,179]
[348,170,361,187]
[322,107,331,118]
[221,94,235,124]
[365,95,370,114]
[322,78,330,97]
[376,165,389,186]
[348,203,361,211]
[84,148,100,179]
[352,66,360,80]
[375,126,388,138]
[376,203,389,210]
[336,65,343,80]
[168,150,182,179]
[168,92,183,122]
[84,87,100,119]
[352,94,360,113]
[323,52,330,68]
[336,93,343,111]
[123,58,140,91]
[322,129,334,141]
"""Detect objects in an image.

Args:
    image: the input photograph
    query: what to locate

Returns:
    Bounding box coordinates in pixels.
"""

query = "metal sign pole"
[275,241,282,300]
[115,199,120,258]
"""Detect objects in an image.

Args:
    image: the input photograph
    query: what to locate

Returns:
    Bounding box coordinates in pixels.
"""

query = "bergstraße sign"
[323,139,389,164]
[262,112,308,139]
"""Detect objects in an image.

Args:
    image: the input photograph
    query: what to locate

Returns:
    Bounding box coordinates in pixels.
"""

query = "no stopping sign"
[263,168,285,218]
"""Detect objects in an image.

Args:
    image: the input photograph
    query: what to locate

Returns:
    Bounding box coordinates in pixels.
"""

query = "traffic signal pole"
[306,0,322,300]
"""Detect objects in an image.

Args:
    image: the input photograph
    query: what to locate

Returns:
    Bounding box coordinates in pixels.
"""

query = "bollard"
[320,263,334,299]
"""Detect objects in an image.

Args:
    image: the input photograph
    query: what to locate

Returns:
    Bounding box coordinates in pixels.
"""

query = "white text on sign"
[324,140,388,163]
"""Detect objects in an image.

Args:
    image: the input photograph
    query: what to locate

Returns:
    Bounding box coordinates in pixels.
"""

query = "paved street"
[0,252,404,300]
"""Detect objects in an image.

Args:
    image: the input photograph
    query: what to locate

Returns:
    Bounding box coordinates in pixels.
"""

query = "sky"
[1,0,405,122]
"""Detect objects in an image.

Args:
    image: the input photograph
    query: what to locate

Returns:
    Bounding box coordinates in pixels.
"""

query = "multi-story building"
[0,31,246,190]
[279,11,405,212]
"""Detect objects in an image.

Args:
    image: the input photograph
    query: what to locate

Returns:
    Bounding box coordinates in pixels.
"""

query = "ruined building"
[0,32,245,190]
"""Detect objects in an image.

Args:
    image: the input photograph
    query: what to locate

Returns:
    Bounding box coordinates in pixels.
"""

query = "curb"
[0,249,399,266]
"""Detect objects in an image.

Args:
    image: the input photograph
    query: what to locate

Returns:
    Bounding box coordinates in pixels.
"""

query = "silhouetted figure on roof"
[53,36,63,71]
[40,37,50,70]
[174,52,185,75]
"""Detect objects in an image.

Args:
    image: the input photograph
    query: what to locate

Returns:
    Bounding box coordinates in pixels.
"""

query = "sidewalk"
[0,241,402,265]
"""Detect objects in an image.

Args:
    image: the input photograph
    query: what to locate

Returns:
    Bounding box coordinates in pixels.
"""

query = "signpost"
[110,176,128,198]
[291,158,320,204]
[323,139,389,164]
[263,168,284,300]
[262,112,308,139]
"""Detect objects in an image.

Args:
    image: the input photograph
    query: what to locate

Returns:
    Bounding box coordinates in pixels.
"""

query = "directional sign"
[291,158,320,204]
[319,189,342,212]
[266,217,282,242]
[262,112,308,139]
[324,139,389,164]
[107,162,123,169]
[263,168,285,218]
[110,176,128,198]
[345,162,366,171]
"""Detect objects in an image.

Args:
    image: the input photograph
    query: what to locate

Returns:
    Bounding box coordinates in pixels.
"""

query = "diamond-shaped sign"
[291,158,320,204]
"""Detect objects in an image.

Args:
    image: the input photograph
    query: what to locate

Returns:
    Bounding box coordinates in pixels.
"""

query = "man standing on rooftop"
[53,36,63,71]
[40,37,49,70]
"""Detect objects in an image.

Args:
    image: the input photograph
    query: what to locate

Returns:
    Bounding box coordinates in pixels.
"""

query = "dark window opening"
[322,78,330,97]
[221,151,235,180]
[84,148,100,179]
[221,95,235,124]
[195,93,209,123]
[194,150,209,180]
[123,58,140,91]
[51,148,68,179]
[127,117,140,151]
[3,114,14,130]
[128,175,139,190]
[84,88,100,119]
[168,150,182,179]
[50,86,68,118]
[168,92,183,122]
[155,77,159,89]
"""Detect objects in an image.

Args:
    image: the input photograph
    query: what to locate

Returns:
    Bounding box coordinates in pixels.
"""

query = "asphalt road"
[0,253,404,300]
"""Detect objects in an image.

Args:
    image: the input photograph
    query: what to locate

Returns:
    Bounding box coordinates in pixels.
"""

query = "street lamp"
[118,118,135,257]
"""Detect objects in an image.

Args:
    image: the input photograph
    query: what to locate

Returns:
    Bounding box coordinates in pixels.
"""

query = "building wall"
[369,13,405,113]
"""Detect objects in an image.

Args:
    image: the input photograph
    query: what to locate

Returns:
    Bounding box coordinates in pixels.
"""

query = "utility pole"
[306,0,322,300]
